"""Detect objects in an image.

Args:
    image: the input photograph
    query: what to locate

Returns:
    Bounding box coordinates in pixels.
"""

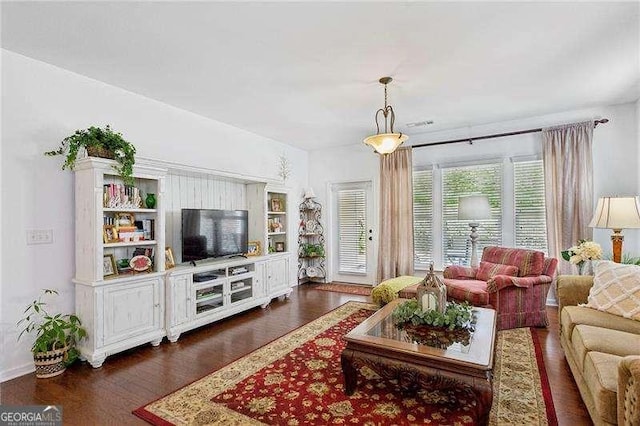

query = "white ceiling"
[2,2,639,151]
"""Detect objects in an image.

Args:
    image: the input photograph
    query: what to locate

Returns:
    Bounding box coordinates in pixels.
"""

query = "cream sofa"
[557,275,640,426]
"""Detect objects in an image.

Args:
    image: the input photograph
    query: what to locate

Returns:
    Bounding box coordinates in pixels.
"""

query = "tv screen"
[181,209,249,262]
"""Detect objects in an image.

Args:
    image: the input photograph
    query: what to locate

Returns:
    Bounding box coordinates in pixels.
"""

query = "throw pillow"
[586,260,640,321]
[476,261,519,281]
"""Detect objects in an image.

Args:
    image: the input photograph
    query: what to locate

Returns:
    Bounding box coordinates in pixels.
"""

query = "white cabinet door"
[267,256,290,294]
[168,273,192,328]
[103,277,162,346]
[254,261,266,298]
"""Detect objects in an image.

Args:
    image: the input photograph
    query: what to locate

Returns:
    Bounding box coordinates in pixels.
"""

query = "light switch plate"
[26,229,54,245]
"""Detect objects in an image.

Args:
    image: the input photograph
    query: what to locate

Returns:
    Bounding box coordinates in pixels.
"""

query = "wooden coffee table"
[342,299,497,425]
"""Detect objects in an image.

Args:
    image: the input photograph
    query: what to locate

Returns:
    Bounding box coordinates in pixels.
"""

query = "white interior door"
[330,182,375,285]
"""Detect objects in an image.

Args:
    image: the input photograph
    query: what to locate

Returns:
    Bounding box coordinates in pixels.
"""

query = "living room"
[1,2,639,425]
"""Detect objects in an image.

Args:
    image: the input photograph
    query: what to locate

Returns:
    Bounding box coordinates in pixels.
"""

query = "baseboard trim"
[0,363,34,383]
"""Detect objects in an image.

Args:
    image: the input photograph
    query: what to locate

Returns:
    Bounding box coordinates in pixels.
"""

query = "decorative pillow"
[585,260,640,321]
[476,261,519,281]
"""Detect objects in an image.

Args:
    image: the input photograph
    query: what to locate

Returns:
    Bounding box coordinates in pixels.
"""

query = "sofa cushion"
[586,260,640,321]
[570,324,640,371]
[481,246,544,277]
[561,305,640,341]
[583,351,621,424]
[476,261,519,281]
[444,279,489,306]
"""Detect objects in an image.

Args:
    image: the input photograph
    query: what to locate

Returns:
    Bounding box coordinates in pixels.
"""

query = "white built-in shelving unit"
[73,158,294,366]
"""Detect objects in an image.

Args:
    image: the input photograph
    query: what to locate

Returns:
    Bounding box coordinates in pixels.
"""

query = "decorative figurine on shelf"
[417,263,447,314]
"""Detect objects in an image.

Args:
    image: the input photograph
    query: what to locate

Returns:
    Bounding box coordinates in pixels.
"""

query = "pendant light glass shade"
[363,77,408,155]
[363,133,409,155]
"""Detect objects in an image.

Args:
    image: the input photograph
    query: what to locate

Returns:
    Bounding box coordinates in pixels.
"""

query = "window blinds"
[514,160,548,254]
[442,164,503,266]
[337,189,367,274]
[413,169,433,268]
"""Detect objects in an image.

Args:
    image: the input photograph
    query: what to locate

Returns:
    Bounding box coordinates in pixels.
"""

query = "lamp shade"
[303,187,317,199]
[458,195,491,221]
[589,196,640,229]
[363,133,408,155]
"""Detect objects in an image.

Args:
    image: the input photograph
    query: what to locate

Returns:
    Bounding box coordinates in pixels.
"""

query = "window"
[413,169,433,268]
[514,160,547,253]
[441,164,503,266]
[337,188,367,274]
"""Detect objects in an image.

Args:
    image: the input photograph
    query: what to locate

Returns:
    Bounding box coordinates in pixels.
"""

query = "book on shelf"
[142,219,154,240]
[103,184,143,209]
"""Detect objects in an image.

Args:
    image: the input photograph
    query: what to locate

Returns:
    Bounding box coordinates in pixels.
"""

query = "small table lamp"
[458,195,491,267]
[589,196,640,263]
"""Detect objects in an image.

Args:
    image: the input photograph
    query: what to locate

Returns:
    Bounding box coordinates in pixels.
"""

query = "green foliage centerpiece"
[392,299,474,348]
[392,298,473,331]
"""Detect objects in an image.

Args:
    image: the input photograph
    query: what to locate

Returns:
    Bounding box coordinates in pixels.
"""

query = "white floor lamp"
[458,195,492,267]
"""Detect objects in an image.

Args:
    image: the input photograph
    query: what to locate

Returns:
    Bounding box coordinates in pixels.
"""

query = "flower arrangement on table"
[561,240,603,274]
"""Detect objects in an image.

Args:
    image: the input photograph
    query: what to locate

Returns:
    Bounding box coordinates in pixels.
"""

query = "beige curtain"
[377,147,414,282]
[542,121,594,275]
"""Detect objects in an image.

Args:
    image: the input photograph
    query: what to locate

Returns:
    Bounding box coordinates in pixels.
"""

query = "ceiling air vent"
[406,120,434,128]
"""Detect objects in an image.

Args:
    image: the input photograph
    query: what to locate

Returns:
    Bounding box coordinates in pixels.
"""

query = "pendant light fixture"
[363,77,408,155]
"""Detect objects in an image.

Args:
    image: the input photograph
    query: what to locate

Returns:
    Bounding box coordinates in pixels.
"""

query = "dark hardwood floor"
[1,285,592,425]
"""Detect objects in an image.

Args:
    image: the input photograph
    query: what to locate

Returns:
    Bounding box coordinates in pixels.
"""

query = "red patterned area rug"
[312,283,372,296]
[134,302,557,425]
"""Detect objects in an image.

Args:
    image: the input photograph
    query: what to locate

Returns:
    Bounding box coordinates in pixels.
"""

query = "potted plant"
[302,243,325,257]
[45,125,137,185]
[17,289,87,378]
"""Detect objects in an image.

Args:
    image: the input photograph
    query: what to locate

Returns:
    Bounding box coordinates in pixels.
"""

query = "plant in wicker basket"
[18,289,87,378]
[45,125,137,185]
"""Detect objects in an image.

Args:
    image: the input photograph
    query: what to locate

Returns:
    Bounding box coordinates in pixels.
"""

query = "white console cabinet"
[166,255,291,342]
[75,274,165,368]
[267,254,291,295]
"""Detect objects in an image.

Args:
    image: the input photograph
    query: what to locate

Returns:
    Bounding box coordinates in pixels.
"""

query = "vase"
[577,260,593,276]
[145,193,156,209]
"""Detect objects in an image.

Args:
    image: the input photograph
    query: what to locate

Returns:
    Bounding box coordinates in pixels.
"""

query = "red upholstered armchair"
[443,246,558,330]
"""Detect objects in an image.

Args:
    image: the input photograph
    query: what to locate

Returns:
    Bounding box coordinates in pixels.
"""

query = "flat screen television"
[181,209,249,262]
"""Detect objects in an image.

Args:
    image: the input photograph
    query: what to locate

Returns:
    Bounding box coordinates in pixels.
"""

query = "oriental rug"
[134,301,557,425]
[312,283,372,296]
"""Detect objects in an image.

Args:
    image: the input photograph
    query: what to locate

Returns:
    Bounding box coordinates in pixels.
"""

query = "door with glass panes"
[330,182,375,285]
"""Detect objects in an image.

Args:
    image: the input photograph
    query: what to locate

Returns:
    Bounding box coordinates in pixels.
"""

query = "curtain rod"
[411,118,609,149]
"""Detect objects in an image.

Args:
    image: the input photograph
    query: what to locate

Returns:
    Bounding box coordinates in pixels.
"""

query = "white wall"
[309,102,640,282]
[0,49,308,381]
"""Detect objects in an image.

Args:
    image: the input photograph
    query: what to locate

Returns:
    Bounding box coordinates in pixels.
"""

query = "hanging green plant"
[45,125,136,185]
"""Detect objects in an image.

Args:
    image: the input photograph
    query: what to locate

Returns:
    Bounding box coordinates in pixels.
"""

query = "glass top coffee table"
[342,299,497,425]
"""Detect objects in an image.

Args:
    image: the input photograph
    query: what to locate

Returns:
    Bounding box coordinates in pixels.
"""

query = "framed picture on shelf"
[103,225,119,243]
[271,198,283,212]
[247,241,261,256]
[103,254,118,278]
[270,217,282,232]
[165,247,175,269]
[133,247,153,258]
[275,242,285,252]
[115,212,135,227]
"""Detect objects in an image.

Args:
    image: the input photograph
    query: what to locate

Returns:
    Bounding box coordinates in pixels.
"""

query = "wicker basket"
[33,346,68,379]
[86,145,115,160]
